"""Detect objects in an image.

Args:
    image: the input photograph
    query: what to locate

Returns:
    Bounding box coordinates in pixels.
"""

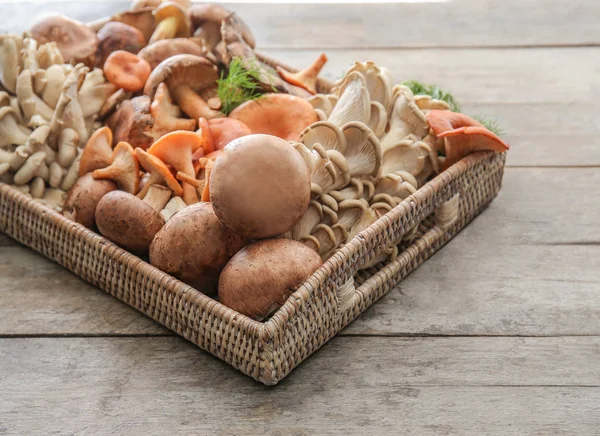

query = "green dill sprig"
[217,57,263,115]
[472,115,503,136]
[402,80,461,113]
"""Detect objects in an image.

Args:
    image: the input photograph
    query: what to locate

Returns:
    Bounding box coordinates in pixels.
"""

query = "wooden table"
[1,1,599,434]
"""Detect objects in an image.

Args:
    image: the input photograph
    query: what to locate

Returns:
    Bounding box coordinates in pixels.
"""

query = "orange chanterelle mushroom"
[426,110,509,170]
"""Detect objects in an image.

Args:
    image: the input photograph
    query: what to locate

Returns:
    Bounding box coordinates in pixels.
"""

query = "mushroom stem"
[176,170,202,188]
[13,151,46,185]
[160,196,187,221]
[149,16,178,43]
[171,84,222,120]
[276,53,328,95]
[142,184,172,212]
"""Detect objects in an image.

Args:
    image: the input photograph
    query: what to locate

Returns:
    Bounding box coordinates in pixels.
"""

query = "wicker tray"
[0,53,506,385]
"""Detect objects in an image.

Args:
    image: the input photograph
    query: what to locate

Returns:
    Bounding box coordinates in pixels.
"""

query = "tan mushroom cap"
[189,4,256,48]
[95,186,170,255]
[143,54,217,99]
[210,134,311,239]
[150,202,247,294]
[92,141,140,194]
[218,239,322,321]
[229,94,318,142]
[63,173,118,230]
[137,38,206,70]
[106,96,154,150]
[29,16,98,67]
[95,22,146,68]
[112,8,157,43]
[149,2,191,44]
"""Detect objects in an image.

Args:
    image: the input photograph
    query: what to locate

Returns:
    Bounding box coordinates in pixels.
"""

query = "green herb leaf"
[472,115,503,136]
[402,80,461,112]
[217,57,263,115]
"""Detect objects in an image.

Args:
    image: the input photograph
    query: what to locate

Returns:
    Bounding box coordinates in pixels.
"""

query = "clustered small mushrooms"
[0,2,509,323]
[0,34,116,211]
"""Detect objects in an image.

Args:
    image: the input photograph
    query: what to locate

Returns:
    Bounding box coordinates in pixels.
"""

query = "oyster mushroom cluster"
[285,61,509,265]
[0,34,115,210]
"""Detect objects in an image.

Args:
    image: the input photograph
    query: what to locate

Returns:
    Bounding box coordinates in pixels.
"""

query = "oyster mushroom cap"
[16,69,55,122]
[41,64,66,109]
[368,101,388,138]
[0,106,30,148]
[77,69,118,119]
[218,239,322,321]
[380,138,438,178]
[95,21,146,68]
[381,85,428,152]
[106,95,154,150]
[285,199,324,241]
[300,121,347,154]
[95,185,171,255]
[135,147,184,198]
[137,37,206,70]
[150,202,247,294]
[375,171,419,200]
[307,94,335,117]
[210,134,311,239]
[79,126,114,176]
[30,16,98,67]
[0,37,21,94]
[414,95,451,111]
[63,173,118,230]
[338,61,393,108]
[328,71,371,127]
[292,142,350,196]
[342,121,383,178]
[229,93,318,142]
[189,3,256,48]
[92,141,140,194]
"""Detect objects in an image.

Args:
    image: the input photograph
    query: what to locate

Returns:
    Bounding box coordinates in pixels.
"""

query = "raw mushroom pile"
[0,34,115,210]
[0,1,510,321]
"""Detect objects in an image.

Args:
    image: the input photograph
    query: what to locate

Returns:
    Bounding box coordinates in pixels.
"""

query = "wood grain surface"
[0,1,598,435]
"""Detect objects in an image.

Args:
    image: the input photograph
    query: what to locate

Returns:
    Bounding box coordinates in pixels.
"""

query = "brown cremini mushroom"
[218,239,322,321]
[143,54,221,120]
[29,16,98,67]
[79,126,114,176]
[106,96,154,149]
[95,22,146,68]
[63,173,118,230]
[147,130,203,204]
[229,93,318,142]
[148,2,191,44]
[276,53,328,95]
[95,184,171,255]
[137,38,206,70]
[92,141,140,194]
[103,50,151,92]
[150,202,246,294]
[210,134,311,239]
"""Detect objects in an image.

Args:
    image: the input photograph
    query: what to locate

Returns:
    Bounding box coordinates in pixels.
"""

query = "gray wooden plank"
[1,1,599,48]
[0,336,598,435]
[1,169,598,336]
